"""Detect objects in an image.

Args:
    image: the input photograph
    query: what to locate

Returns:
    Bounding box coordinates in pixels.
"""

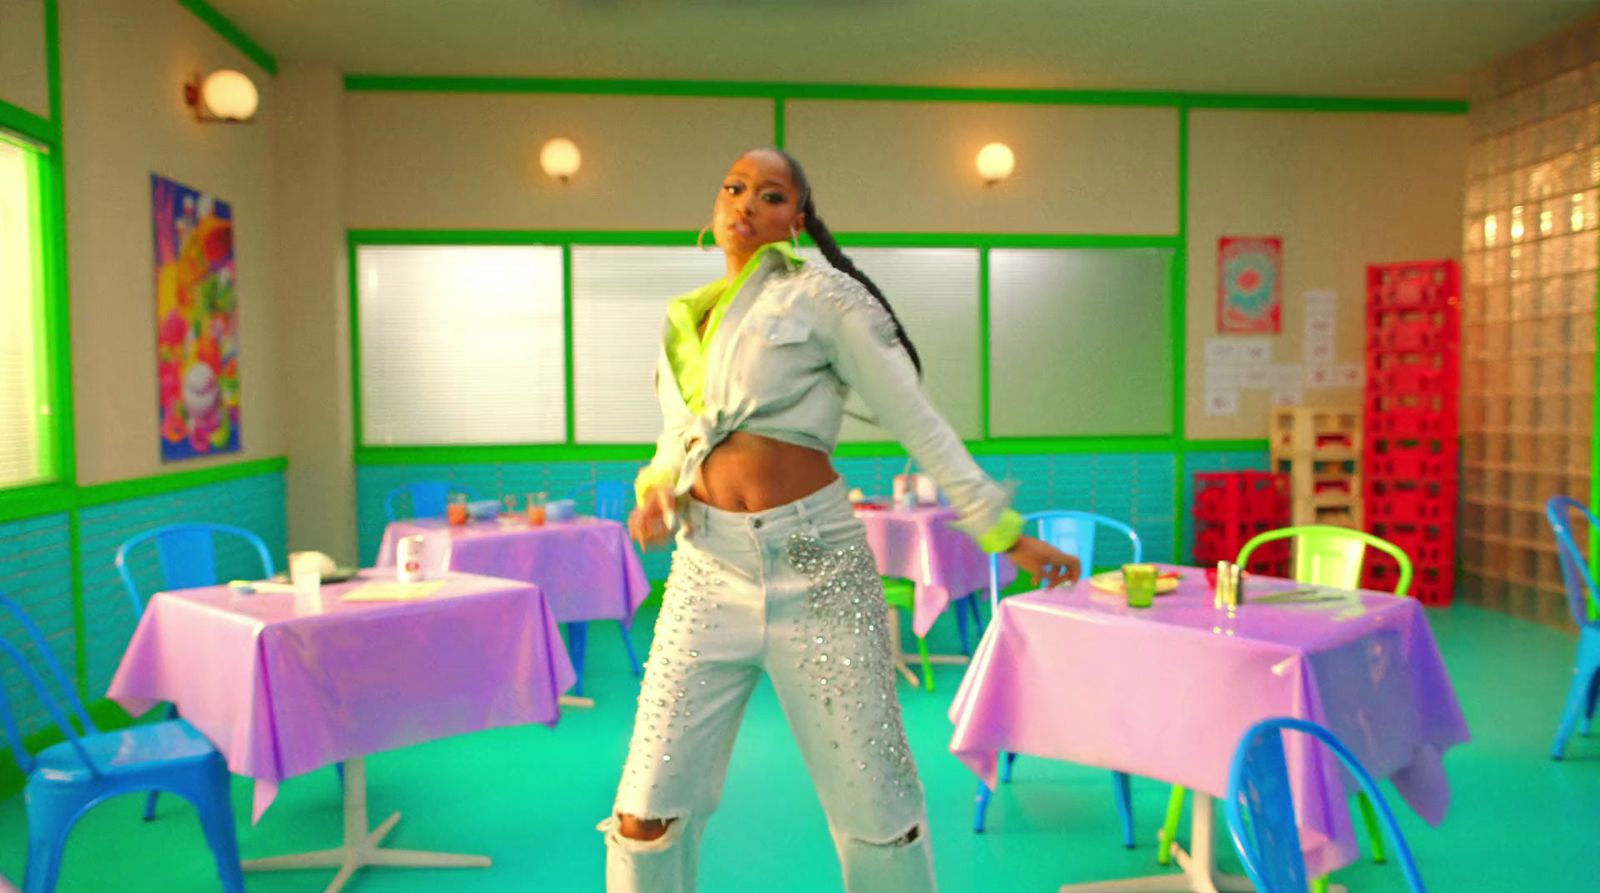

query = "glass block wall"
[1461,19,1600,627]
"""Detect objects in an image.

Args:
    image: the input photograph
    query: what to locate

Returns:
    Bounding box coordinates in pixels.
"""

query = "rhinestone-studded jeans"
[600,478,936,893]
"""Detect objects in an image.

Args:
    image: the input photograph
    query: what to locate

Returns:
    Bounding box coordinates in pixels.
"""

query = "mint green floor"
[3,604,1598,892]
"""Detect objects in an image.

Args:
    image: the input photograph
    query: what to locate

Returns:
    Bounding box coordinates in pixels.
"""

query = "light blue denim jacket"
[637,243,1021,551]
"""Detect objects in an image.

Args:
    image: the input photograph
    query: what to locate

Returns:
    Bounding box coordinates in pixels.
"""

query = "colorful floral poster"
[153,174,240,460]
[1217,236,1282,335]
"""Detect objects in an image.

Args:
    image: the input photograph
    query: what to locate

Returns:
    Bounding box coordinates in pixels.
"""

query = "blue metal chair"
[114,523,276,614]
[565,480,644,695]
[1225,717,1428,893]
[0,594,244,893]
[383,481,480,522]
[976,510,1140,847]
[1544,496,1600,759]
[114,523,275,820]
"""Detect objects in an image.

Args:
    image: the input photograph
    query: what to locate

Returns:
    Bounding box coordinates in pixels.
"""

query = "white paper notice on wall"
[1305,366,1336,388]
[1268,364,1302,389]
[1205,339,1244,365]
[1336,364,1364,388]
[1272,384,1305,407]
[1304,290,1338,314]
[1206,365,1245,391]
[1305,338,1336,366]
[1235,337,1273,368]
[1204,390,1240,416]
[1241,366,1272,389]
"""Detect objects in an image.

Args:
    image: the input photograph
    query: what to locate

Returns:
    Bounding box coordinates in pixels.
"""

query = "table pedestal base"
[559,694,595,709]
[884,607,969,688]
[244,757,491,893]
[1057,795,1346,893]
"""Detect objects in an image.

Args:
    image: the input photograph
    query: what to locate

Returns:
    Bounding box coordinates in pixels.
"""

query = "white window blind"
[571,246,725,443]
[989,248,1174,437]
[827,248,982,441]
[0,137,45,487]
[357,245,566,445]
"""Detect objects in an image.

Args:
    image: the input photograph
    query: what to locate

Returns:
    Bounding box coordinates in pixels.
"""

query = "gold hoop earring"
[697,225,713,251]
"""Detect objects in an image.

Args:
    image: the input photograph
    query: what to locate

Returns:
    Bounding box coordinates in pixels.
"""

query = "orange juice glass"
[447,494,468,526]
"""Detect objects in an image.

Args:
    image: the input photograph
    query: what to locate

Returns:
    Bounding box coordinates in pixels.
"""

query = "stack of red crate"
[1363,260,1460,605]
[1192,471,1290,577]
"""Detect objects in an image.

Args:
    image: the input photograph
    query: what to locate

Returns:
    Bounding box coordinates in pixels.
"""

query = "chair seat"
[33,720,219,784]
[882,577,916,609]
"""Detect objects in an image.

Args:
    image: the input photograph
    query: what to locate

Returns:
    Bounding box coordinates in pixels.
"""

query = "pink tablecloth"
[108,571,575,823]
[948,567,1470,878]
[857,505,1016,636]
[376,516,649,625]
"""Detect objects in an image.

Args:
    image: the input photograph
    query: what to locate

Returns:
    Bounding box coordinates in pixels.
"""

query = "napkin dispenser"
[892,473,939,507]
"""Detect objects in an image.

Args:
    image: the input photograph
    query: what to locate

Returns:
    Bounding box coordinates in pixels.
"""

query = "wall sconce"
[540,137,582,184]
[184,70,259,123]
[976,142,1015,186]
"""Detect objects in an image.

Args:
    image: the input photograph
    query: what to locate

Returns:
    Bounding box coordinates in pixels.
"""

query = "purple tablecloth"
[948,566,1470,877]
[857,506,1017,637]
[108,571,575,823]
[376,516,650,626]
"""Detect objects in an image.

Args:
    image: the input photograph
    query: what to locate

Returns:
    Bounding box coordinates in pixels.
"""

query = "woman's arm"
[816,274,1079,584]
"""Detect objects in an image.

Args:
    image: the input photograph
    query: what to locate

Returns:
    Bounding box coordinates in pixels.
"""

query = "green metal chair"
[1157,525,1413,892]
[882,578,934,691]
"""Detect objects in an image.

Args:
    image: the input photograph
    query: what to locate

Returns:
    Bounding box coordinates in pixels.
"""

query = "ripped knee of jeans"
[855,821,923,848]
[598,812,686,851]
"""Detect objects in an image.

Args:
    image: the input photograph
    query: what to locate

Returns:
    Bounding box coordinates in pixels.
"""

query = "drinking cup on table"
[1124,563,1157,609]
[447,493,469,526]
[396,534,426,583]
[290,552,323,611]
[527,492,546,526]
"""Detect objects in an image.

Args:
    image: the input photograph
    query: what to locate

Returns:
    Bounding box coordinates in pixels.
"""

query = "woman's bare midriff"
[689,432,838,512]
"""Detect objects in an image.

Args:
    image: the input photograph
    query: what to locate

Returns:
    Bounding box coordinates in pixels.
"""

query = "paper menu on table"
[341,582,446,602]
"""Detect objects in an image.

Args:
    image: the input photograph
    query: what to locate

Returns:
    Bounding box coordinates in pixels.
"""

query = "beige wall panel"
[0,0,49,118]
[343,93,773,229]
[273,62,355,563]
[1185,109,1467,440]
[784,100,1178,234]
[62,0,281,483]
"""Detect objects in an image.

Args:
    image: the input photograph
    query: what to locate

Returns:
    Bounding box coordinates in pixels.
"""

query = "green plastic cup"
[1124,563,1157,608]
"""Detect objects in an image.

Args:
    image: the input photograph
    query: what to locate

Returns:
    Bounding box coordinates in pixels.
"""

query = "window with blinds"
[989,248,1174,437]
[571,246,725,443]
[357,245,566,445]
[831,247,983,441]
[0,136,49,488]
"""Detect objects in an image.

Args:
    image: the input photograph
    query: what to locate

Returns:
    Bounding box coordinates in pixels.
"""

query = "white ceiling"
[209,0,1600,98]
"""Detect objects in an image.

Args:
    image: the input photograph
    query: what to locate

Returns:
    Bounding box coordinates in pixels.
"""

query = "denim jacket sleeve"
[634,351,692,502]
[810,270,1023,552]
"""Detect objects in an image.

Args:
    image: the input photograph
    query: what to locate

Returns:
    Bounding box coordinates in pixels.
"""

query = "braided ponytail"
[768,149,923,376]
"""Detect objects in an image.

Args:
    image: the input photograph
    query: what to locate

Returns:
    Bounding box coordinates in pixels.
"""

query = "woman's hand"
[1005,535,1082,588]
[628,484,677,550]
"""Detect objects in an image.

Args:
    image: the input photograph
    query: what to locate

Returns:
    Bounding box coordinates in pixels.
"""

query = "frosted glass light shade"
[540,138,582,181]
[976,142,1015,184]
[201,70,258,121]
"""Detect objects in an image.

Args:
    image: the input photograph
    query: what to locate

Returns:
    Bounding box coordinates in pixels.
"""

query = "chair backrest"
[114,523,275,615]
[571,480,630,522]
[384,481,480,522]
[1545,496,1600,626]
[1236,525,1413,596]
[0,594,101,777]
[1225,717,1428,893]
[990,510,1142,611]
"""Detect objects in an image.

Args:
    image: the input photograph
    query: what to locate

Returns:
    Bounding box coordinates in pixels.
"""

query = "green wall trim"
[349,228,1180,249]
[76,456,289,508]
[0,98,57,145]
[0,483,73,523]
[350,228,698,246]
[352,437,1272,467]
[176,0,278,76]
[773,97,786,149]
[347,236,365,449]
[358,444,655,465]
[342,75,1468,114]
[1171,103,1190,560]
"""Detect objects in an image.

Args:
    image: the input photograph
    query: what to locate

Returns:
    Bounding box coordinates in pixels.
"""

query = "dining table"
[108,570,575,893]
[856,502,1017,686]
[948,565,1470,892]
[375,514,650,698]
